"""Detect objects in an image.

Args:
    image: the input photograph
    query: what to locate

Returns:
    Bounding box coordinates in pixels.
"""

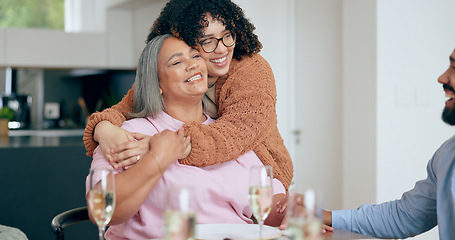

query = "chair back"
[50,206,89,240]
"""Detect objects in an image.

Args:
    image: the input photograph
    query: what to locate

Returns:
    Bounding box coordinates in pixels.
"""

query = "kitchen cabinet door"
[4,28,107,69]
[0,29,6,66]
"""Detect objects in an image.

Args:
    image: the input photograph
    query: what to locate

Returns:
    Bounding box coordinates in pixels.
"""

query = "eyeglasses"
[198,32,236,53]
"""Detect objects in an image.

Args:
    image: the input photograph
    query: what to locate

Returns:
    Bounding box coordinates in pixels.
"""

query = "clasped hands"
[94,121,191,170]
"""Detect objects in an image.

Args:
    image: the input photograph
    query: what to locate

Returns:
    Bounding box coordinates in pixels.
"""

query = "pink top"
[87,111,285,239]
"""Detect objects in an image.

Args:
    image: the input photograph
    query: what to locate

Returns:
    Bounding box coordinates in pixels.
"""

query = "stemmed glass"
[87,167,116,240]
[164,186,197,240]
[249,165,273,240]
[301,188,323,240]
[285,186,323,240]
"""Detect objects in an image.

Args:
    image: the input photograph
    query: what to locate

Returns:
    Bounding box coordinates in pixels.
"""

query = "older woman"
[86,35,286,239]
[83,0,294,192]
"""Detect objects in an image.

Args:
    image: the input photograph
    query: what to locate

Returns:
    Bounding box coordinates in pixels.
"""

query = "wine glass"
[285,186,323,240]
[301,188,323,240]
[285,181,305,239]
[164,186,197,240]
[249,165,273,240]
[87,167,116,240]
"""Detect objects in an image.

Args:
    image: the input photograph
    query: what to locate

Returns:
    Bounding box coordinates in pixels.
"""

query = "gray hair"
[129,34,173,118]
[129,34,208,119]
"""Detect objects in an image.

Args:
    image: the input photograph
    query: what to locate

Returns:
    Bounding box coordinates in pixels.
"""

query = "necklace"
[208,79,218,88]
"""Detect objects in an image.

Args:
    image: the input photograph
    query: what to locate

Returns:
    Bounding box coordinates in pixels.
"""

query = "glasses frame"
[198,32,236,53]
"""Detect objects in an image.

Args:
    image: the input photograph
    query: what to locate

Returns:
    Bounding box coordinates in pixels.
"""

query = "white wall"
[106,0,167,68]
[376,1,455,239]
[234,0,345,211]
[234,0,345,212]
[376,0,455,204]
[344,0,455,239]
[294,0,343,210]
[131,0,168,61]
[65,0,108,32]
[232,0,297,166]
[342,0,378,209]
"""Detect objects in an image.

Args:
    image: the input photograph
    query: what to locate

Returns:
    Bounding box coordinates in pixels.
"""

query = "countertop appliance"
[0,93,32,129]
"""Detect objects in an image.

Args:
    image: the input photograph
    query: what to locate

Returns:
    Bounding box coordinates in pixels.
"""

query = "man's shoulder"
[438,134,455,149]
[430,134,455,170]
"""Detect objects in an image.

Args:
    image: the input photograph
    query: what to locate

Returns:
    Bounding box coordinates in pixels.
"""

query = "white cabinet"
[106,0,167,69]
[0,29,6,66]
[106,9,135,69]
[2,28,108,69]
[0,0,168,69]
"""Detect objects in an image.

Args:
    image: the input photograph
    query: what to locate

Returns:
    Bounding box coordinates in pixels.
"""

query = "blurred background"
[0,0,454,239]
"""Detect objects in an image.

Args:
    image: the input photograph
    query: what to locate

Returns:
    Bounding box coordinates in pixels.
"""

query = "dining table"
[193,223,389,240]
[321,228,386,239]
[271,229,387,240]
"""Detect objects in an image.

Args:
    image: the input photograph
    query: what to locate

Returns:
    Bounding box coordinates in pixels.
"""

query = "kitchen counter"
[8,128,84,137]
[0,129,84,148]
[0,131,96,239]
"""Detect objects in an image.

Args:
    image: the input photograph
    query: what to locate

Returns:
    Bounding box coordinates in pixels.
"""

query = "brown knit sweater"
[83,54,294,191]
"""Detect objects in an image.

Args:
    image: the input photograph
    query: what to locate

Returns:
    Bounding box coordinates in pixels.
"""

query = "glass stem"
[259,220,263,240]
[98,225,105,240]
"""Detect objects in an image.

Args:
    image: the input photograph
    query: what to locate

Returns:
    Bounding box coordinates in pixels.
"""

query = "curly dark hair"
[146,0,262,61]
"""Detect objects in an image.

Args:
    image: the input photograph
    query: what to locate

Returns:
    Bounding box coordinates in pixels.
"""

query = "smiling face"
[438,49,455,125]
[158,37,208,105]
[196,13,235,84]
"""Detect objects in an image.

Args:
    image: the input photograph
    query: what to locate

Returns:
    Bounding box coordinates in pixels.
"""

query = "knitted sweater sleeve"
[180,55,276,166]
[83,85,135,157]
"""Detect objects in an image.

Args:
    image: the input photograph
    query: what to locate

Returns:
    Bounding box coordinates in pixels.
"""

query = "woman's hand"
[110,132,152,169]
[176,127,191,159]
[148,128,191,166]
[276,193,304,214]
[264,193,287,227]
[278,209,334,233]
[94,121,150,170]
[277,194,334,232]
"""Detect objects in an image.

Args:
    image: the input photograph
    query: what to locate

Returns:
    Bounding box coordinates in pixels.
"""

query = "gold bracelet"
[148,151,164,176]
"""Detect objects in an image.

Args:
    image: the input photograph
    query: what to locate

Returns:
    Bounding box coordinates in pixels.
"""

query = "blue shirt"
[332,135,455,240]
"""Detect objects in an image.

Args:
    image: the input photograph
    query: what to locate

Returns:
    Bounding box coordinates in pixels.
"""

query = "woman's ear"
[159,88,163,95]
